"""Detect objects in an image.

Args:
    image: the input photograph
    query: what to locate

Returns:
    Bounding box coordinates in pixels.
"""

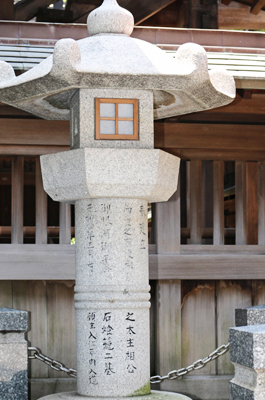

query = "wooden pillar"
[235,161,247,245]
[35,157,47,244]
[0,0,14,20]
[156,184,180,254]
[258,161,265,245]
[246,162,258,245]
[59,203,71,244]
[187,0,218,28]
[154,180,181,388]
[213,161,224,245]
[11,157,24,244]
[190,160,202,244]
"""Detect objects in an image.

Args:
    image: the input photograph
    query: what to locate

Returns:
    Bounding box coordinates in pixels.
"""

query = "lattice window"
[95,98,138,140]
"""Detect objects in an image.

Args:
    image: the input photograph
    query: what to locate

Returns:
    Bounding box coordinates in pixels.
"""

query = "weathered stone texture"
[0,308,28,400]
[230,325,265,369]
[38,390,193,400]
[230,324,265,400]
[70,89,154,150]
[236,305,265,327]
[0,308,28,331]
[41,148,180,203]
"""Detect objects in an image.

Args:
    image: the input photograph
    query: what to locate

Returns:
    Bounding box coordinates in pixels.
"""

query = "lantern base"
[38,390,192,400]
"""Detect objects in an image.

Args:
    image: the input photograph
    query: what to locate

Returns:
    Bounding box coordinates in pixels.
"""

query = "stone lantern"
[0,1,235,399]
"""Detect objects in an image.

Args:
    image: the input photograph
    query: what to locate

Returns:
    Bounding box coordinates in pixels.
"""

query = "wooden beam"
[66,0,176,24]
[0,0,14,20]
[36,8,73,23]
[163,148,265,161]
[221,0,232,5]
[0,145,69,156]
[219,2,265,30]
[181,227,234,239]
[14,0,58,21]
[251,0,265,14]
[182,94,265,117]
[149,253,265,279]
[180,244,265,253]
[140,2,182,28]
[0,103,34,117]
[0,226,75,238]
[237,89,252,99]
[119,0,176,25]
[1,244,265,279]
[154,123,265,151]
[0,119,69,146]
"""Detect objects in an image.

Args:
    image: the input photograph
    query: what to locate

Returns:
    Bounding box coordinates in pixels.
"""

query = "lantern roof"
[0,0,235,120]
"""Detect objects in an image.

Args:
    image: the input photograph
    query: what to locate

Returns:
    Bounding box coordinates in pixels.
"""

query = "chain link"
[150,343,230,384]
[28,347,77,378]
[28,343,229,383]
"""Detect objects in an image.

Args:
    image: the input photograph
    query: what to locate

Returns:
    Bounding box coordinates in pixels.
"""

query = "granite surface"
[230,324,265,369]
[87,0,134,36]
[74,198,150,396]
[38,390,192,399]
[230,316,265,400]
[41,148,180,203]
[0,0,235,120]
[230,382,255,400]
[70,89,154,150]
[0,340,28,381]
[0,309,28,400]
[236,305,265,327]
[0,370,28,400]
[0,308,28,332]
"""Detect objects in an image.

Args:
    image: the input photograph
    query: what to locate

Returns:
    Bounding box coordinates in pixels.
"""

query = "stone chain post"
[0,308,28,400]
[230,305,265,399]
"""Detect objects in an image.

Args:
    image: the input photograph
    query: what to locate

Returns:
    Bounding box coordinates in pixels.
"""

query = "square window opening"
[95,98,139,140]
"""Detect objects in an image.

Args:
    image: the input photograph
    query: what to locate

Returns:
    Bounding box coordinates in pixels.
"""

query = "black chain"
[28,343,229,382]
[150,343,230,384]
[28,347,77,378]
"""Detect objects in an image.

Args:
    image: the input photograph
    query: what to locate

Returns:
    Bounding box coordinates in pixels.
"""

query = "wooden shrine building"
[1,1,265,399]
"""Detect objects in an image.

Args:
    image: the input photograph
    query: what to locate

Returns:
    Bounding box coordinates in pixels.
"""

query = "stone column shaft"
[74,198,150,397]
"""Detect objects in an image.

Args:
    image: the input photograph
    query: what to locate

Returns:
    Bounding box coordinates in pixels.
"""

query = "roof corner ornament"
[87,0,134,36]
[0,60,15,84]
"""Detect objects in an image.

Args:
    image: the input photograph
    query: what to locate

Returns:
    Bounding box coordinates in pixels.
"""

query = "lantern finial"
[87,0,134,36]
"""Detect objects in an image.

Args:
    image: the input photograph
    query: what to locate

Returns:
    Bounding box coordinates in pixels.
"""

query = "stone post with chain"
[230,305,265,399]
[0,308,28,400]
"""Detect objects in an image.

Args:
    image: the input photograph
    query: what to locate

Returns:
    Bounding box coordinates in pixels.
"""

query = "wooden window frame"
[95,98,139,140]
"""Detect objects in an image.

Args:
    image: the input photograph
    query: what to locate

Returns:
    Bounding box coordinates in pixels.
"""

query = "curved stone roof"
[0,0,235,120]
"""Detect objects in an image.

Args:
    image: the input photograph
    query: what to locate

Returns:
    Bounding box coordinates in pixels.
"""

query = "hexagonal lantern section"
[0,1,235,399]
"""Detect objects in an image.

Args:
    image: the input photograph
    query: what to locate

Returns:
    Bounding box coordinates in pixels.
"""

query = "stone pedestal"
[38,390,192,400]
[230,323,265,399]
[0,308,28,400]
